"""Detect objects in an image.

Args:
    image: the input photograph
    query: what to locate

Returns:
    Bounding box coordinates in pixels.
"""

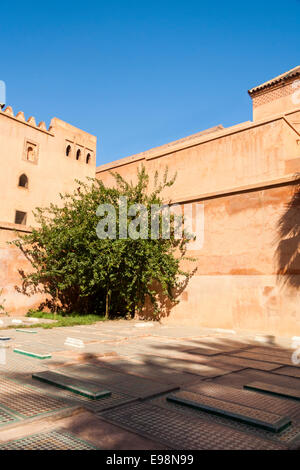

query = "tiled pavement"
[0,319,299,449]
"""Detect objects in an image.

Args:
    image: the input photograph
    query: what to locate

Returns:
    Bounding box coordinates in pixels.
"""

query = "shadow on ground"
[0,327,299,449]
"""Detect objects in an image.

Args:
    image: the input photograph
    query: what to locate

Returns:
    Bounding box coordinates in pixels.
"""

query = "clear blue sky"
[1,0,299,166]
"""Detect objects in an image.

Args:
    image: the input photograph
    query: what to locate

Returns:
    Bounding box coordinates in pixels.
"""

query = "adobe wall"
[161,184,300,337]
[0,108,97,315]
[96,111,300,337]
[252,80,300,121]
[0,110,96,226]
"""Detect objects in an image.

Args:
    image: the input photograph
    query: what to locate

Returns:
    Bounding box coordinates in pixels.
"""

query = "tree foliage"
[11,166,195,318]
[0,289,7,315]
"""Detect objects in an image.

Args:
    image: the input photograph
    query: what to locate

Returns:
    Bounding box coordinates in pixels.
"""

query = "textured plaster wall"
[0,110,96,315]
[96,107,300,337]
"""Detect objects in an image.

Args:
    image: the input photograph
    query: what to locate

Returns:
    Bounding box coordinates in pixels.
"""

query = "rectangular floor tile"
[273,367,300,379]
[33,370,111,400]
[166,390,291,432]
[244,381,300,401]
[150,394,300,449]
[101,401,287,449]
[187,378,300,422]
[0,377,70,418]
[231,351,293,367]
[0,430,99,450]
[215,354,280,371]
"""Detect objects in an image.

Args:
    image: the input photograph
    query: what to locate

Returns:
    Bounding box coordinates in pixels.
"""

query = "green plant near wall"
[11,165,196,319]
[0,289,7,315]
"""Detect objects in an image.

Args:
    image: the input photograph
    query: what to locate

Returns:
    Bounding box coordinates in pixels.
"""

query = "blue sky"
[0,0,299,166]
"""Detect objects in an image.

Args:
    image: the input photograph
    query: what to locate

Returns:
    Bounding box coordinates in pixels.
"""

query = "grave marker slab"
[64,337,85,348]
[167,390,291,432]
[13,349,51,360]
[33,370,111,400]
[16,329,37,334]
[244,381,300,401]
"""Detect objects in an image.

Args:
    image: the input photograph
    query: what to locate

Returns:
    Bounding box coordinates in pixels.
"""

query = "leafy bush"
[12,166,195,318]
[0,289,7,315]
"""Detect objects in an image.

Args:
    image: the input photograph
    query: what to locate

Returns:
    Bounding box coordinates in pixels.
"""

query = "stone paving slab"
[0,350,49,378]
[56,363,135,386]
[212,367,300,390]
[0,320,299,449]
[13,340,67,354]
[33,370,112,400]
[126,325,210,338]
[244,381,300,401]
[0,317,54,328]
[23,376,137,413]
[231,351,294,366]
[133,354,239,377]
[13,348,52,360]
[273,366,300,379]
[0,377,71,418]
[166,390,292,432]
[0,407,167,450]
[0,429,100,450]
[130,347,248,369]
[101,401,287,450]
[128,335,250,351]
[54,363,180,399]
[185,338,251,351]
[0,407,20,427]
[248,346,294,358]
[92,357,204,386]
[149,394,300,449]
[186,346,237,356]
[66,342,131,355]
[214,354,280,371]
[116,338,200,355]
[186,379,300,424]
[15,329,38,335]
[186,381,296,410]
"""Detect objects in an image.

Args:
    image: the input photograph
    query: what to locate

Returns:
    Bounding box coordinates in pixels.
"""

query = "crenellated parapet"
[0,106,98,162]
[0,105,53,134]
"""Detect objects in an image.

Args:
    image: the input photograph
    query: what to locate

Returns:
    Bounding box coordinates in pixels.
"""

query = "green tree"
[0,289,7,315]
[11,166,195,318]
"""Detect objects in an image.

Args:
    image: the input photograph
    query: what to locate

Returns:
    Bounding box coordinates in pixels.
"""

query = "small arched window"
[66,145,71,157]
[18,174,28,188]
[27,146,35,162]
[76,149,81,160]
[86,153,91,164]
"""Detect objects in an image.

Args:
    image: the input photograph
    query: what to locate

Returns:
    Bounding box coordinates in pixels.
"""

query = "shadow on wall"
[139,266,197,321]
[276,175,300,288]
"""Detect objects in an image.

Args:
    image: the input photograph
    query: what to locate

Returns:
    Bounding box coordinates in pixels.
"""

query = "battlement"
[0,106,97,144]
[0,105,51,133]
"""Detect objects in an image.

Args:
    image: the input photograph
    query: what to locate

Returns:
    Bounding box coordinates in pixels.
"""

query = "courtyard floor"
[0,319,299,450]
